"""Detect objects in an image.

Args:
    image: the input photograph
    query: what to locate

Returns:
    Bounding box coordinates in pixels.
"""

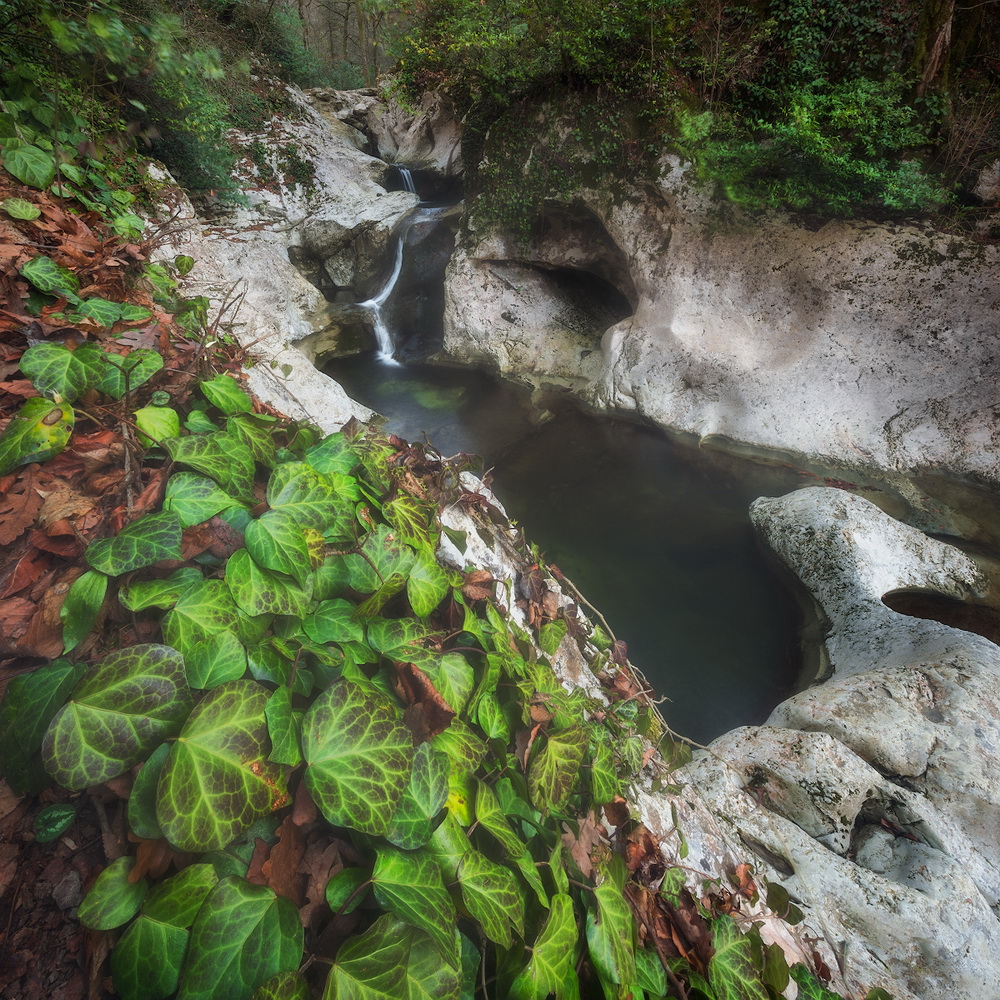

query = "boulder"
[645,488,1000,1000]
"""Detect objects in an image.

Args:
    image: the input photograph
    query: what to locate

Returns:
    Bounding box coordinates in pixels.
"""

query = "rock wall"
[441,139,1000,522]
[162,85,1000,1000]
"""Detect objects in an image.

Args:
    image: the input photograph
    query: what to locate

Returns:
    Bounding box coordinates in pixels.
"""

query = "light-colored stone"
[973,160,1000,204]
[309,87,463,176]
[149,85,393,429]
[641,489,1000,1000]
[442,152,1000,501]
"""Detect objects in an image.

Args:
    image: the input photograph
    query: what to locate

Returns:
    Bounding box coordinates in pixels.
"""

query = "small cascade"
[398,166,417,194]
[359,236,404,362]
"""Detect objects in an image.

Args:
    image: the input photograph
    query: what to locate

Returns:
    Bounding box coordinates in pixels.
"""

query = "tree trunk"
[914,0,956,96]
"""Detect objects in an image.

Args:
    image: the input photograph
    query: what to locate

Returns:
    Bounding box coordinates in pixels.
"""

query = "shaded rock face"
[644,489,1000,1000]
[308,87,463,178]
[441,149,1000,513]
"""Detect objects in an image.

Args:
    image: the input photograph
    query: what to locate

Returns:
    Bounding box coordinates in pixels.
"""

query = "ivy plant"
[0,357,889,1000]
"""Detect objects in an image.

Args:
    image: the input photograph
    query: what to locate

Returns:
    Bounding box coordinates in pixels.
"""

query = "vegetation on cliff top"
[391,0,998,218]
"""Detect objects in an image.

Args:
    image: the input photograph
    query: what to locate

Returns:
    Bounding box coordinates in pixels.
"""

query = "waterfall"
[398,166,417,194]
[359,236,404,362]
[359,166,419,362]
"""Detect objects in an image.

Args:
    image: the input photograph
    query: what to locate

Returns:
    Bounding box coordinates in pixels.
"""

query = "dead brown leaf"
[0,467,43,546]
[261,814,307,907]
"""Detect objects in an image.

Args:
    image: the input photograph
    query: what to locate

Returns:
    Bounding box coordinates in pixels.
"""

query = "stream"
[327,169,809,745]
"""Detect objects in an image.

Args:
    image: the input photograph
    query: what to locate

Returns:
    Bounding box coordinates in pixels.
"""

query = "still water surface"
[326,352,807,744]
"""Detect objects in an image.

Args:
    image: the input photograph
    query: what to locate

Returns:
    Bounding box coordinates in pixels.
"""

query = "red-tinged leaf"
[0,547,50,598]
[0,466,43,546]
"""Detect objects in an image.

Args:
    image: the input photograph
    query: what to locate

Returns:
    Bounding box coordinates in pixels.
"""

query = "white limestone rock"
[442,153,1000,494]
[644,489,1000,1000]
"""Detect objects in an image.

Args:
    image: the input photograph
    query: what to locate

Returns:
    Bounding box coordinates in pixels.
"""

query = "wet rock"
[646,488,1000,1000]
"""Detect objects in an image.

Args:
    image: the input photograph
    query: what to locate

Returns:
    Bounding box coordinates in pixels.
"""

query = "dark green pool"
[326,352,807,744]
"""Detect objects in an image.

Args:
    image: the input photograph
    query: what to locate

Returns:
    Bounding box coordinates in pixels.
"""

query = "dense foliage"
[391,0,999,217]
[0,0,347,201]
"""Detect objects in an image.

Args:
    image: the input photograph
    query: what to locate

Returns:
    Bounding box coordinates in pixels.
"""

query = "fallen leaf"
[0,468,43,546]
[37,484,95,528]
[462,568,494,602]
[261,814,307,907]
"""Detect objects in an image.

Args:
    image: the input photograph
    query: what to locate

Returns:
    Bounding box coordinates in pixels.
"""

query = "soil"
[0,783,117,1000]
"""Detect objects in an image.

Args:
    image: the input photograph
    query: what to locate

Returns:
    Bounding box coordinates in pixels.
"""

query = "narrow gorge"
[163,83,1000,1000]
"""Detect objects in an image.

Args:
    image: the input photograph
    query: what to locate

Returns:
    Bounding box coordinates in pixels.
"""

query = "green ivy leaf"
[422,652,474,714]
[176,877,303,1000]
[59,569,107,653]
[252,971,311,1000]
[0,396,74,475]
[110,914,189,1000]
[473,781,548,907]
[95,348,164,399]
[432,720,487,773]
[19,341,92,401]
[42,644,192,790]
[265,686,301,767]
[78,856,148,930]
[266,461,354,532]
[538,620,568,656]
[366,616,434,656]
[302,598,364,645]
[384,495,438,550]
[372,847,457,958]
[120,567,203,613]
[4,144,56,189]
[591,741,619,804]
[135,404,181,448]
[323,913,460,1000]
[527,725,590,815]
[144,863,220,927]
[708,916,771,1000]
[20,255,79,300]
[407,550,450,617]
[185,629,248,689]
[790,964,847,1000]
[163,473,240,528]
[128,742,171,840]
[475,695,509,741]
[509,893,580,1000]
[119,303,153,323]
[115,863,216,995]
[302,677,411,838]
[635,947,667,997]
[111,213,145,239]
[347,524,415,593]
[186,409,217,434]
[0,659,84,794]
[325,867,371,915]
[76,296,124,327]
[157,680,286,852]
[166,432,255,501]
[163,578,244,656]
[245,509,312,584]
[305,432,355,475]
[87,510,183,576]
[174,254,195,276]
[227,413,277,466]
[585,858,635,994]
[2,196,40,220]
[386,742,449,850]
[226,549,310,618]
[200,374,253,414]
[33,803,78,844]
[457,849,525,949]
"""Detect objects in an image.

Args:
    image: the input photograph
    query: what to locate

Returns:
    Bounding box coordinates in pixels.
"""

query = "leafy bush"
[678,77,950,214]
